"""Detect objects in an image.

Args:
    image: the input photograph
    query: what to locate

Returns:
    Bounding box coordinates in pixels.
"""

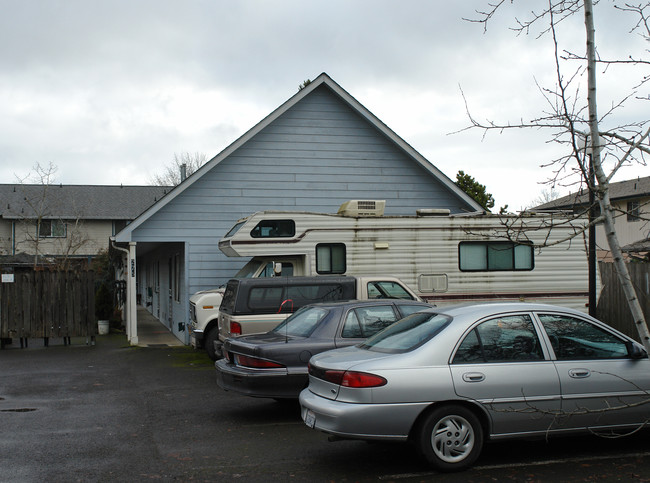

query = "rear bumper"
[298,389,428,441]
[215,359,307,399]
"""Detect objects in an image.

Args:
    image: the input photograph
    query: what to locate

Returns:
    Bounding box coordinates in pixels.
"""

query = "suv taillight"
[230,322,242,336]
[324,370,387,388]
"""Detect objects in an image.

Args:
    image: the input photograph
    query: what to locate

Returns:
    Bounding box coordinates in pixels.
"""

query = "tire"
[417,405,483,472]
[204,327,219,361]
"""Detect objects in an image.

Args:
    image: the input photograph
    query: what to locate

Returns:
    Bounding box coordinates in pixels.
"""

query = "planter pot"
[98,320,110,335]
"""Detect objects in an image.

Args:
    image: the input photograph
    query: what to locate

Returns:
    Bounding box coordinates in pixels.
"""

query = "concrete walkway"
[135,306,184,347]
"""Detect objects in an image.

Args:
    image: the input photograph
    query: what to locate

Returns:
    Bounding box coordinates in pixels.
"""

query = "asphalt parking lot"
[1,328,649,482]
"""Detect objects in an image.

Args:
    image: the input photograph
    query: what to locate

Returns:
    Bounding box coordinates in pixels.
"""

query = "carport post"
[127,242,138,345]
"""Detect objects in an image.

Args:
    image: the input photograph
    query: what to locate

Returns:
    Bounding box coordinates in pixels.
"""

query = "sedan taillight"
[324,370,387,388]
[235,354,285,369]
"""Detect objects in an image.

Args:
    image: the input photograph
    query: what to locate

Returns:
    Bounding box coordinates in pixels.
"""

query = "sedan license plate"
[304,410,316,428]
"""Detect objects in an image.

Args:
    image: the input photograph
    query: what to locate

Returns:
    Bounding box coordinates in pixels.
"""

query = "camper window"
[250,219,295,238]
[459,241,534,272]
[316,243,346,274]
[224,221,246,238]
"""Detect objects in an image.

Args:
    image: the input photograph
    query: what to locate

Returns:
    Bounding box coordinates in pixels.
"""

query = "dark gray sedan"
[215,299,433,399]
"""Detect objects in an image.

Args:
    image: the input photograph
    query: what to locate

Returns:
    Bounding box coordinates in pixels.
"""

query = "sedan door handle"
[462,372,485,383]
[568,368,591,378]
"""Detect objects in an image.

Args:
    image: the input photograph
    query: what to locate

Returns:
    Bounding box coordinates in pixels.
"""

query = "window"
[359,312,451,353]
[316,243,346,274]
[248,286,284,311]
[224,221,246,238]
[342,305,398,338]
[272,307,330,338]
[459,241,534,271]
[538,314,629,360]
[453,315,543,363]
[38,219,66,238]
[285,283,345,305]
[250,219,295,238]
[627,201,640,222]
[259,262,294,277]
[367,280,415,300]
[396,304,431,317]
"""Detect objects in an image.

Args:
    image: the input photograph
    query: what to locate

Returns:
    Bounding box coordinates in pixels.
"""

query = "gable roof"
[115,73,482,242]
[0,184,171,220]
[535,176,650,210]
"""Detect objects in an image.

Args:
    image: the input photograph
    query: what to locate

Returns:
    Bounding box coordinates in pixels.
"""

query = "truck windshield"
[234,260,295,278]
[234,260,264,278]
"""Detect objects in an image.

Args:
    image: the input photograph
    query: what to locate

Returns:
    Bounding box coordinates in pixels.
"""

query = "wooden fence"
[0,270,96,343]
[597,261,650,342]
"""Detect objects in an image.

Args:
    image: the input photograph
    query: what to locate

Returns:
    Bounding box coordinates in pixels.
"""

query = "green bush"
[95,283,113,320]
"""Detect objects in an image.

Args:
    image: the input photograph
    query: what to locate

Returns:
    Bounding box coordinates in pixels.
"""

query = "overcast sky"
[1,1,647,211]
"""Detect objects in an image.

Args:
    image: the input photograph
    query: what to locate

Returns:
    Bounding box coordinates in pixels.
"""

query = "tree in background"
[455,170,495,212]
[528,188,561,209]
[464,1,649,352]
[149,152,208,186]
[13,162,91,270]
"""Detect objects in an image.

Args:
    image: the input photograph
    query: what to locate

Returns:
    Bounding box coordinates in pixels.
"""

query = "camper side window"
[316,243,346,274]
[458,241,534,272]
[250,220,295,238]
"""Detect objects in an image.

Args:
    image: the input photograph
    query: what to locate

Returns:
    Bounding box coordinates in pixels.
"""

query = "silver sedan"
[299,303,649,472]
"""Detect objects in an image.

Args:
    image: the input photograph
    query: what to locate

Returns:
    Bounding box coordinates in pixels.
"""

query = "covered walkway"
[136,307,184,347]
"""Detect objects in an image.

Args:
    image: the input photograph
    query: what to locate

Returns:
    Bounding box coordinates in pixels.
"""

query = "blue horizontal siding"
[131,84,474,299]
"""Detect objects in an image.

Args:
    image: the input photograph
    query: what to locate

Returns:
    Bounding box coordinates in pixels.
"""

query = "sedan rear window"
[272,307,329,338]
[358,312,451,353]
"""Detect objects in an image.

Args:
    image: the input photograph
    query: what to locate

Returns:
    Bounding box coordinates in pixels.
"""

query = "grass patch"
[169,347,214,368]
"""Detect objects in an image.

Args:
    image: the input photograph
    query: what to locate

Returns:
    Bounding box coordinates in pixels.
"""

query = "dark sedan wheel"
[417,405,483,472]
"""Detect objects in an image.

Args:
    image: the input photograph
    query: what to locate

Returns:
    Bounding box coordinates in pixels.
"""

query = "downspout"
[110,237,138,345]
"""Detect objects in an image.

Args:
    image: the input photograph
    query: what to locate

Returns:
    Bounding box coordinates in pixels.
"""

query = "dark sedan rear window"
[272,306,329,337]
[358,312,451,353]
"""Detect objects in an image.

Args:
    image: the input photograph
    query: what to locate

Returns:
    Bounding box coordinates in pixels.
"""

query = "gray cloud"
[0,1,646,210]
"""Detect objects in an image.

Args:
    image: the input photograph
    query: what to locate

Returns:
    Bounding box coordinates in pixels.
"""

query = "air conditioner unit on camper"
[338,200,386,217]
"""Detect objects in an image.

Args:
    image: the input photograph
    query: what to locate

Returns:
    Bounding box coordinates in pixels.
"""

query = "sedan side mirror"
[626,340,647,360]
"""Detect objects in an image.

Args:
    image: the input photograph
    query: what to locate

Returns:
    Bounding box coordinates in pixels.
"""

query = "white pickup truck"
[189,274,420,360]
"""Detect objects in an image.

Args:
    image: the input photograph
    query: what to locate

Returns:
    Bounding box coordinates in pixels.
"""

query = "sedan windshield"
[271,306,330,337]
[359,312,451,353]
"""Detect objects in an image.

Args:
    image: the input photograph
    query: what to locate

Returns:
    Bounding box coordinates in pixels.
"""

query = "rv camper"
[217,200,594,309]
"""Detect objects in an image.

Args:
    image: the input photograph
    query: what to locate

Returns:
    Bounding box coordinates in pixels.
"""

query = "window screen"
[38,219,66,238]
[250,219,295,238]
[316,243,346,274]
[459,241,534,271]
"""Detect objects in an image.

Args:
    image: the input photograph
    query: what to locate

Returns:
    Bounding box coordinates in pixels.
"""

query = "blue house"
[114,73,481,345]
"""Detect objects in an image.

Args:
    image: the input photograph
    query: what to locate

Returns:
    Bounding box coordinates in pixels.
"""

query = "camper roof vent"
[338,200,386,217]
[416,208,451,217]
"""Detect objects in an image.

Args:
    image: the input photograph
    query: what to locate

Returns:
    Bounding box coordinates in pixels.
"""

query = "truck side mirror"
[273,262,282,276]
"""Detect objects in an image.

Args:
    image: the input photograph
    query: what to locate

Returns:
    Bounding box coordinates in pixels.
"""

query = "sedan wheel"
[418,405,483,472]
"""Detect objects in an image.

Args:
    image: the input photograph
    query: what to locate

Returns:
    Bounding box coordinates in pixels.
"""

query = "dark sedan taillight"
[323,369,387,388]
[234,354,285,369]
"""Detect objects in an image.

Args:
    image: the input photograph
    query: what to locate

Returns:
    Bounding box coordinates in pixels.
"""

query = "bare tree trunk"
[583,0,650,353]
